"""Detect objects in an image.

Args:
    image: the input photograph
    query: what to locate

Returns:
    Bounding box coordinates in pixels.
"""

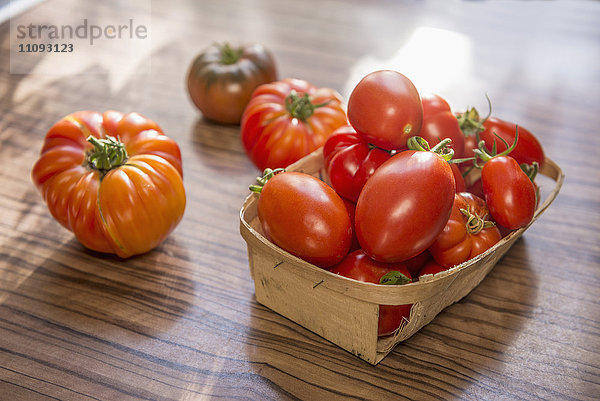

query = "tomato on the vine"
[355,138,456,262]
[250,170,352,268]
[187,43,277,124]
[329,250,412,336]
[241,78,347,170]
[419,94,465,158]
[323,125,391,203]
[31,111,186,258]
[347,70,422,150]
[429,192,502,267]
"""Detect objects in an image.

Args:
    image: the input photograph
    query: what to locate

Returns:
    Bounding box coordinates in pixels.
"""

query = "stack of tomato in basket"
[246,70,545,337]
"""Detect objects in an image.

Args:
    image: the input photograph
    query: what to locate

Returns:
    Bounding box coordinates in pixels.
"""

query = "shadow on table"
[241,237,539,400]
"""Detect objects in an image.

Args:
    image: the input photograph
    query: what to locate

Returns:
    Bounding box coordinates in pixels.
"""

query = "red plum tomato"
[256,171,352,268]
[347,70,422,150]
[355,150,455,262]
[419,94,465,157]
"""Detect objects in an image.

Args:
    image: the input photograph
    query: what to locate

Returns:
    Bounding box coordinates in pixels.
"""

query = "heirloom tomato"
[241,78,347,171]
[329,250,412,336]
[187,43,277,124]
[323,125,391,203]
[355,143,456,263]
[251,170,351,268]
[429,192,502,267]
[347,70,422,150]
[31,111,186,258]
[419,94,465,157]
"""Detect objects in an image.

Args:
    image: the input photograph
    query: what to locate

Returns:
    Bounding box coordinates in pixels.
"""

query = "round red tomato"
[429,192,502,267]
[419,94,465,157]
[323,125,391,203]
[187,43,277,124]
[480,117,545,166]
[329,250,412,336]
[481,156,537,230]
[241,78,347,170]
[31,111,186,258]
[355,150,456,262]
[253,171,352,268]
[347,70,422,150]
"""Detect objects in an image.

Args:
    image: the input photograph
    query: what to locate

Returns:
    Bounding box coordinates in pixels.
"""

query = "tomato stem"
[407,136,454,161]
[473,126,520,167]
[285,90,329,121]
[219,43,243,65]
[249,168,285,193]
[379,271,412,285]
[86,135,128,175]
[460,206,496,235]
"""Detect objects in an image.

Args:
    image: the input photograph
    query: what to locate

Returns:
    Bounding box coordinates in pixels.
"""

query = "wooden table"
[1,0,598,400]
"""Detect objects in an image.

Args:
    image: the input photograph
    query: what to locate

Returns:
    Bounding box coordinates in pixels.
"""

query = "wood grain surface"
[0,0,599,400]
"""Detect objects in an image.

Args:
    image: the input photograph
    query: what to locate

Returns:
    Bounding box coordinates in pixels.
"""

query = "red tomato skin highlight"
[329,250,412,336]
[347,70,423,151]
[481,156,537,230]
[257,172,352,268]
[355,150,456,263]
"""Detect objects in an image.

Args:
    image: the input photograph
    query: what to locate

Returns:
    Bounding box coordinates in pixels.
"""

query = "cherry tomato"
[481,156,537,230]
[241,78,347,171]
[253,171,352,268]
[187,43,277,124]
[481,117,545,166]
[429,192,502,267]
[419,94,465,157]
[31,111,186,258]
[355,149,455,262]
[329,250,412,336]
[347,70,422,150]
[323,125,391,203]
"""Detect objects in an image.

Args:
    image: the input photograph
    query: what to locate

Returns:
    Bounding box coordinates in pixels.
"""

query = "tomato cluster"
[252,70,546,337]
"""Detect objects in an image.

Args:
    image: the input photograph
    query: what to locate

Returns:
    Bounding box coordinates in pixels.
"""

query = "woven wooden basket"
[239,148,564,365]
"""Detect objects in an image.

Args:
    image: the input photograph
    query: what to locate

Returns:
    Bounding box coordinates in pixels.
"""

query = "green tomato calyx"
[249,168,285,193]
[86,135,128,174]
[219,43,243,65]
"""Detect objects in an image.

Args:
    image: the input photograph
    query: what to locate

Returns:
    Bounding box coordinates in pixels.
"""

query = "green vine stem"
[86,135,128,176]
[249,168,285,193]
[472,126,520,167]
[460,205,496,235]
[285,90,330,121]
[406,136,455,162]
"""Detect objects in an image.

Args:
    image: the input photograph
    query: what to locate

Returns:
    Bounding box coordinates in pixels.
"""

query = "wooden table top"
[1,0,599,400]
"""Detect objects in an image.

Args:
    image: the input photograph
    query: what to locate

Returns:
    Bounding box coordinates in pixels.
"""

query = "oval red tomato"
[480,117,545,166]
[481,156,537,230]
[419,94,465,158]
[255,171,352,268]
[347,70,423,150]
[355,150,456,262]
[429,192,502,267]
[241,78,347,170]
[323,125,391,203]
[187,43,277,124]
[329,250,412,336]
[31,111,186,258]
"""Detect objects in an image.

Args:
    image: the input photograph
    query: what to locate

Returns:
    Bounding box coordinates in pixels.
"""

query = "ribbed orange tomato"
[31,111,186,258]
